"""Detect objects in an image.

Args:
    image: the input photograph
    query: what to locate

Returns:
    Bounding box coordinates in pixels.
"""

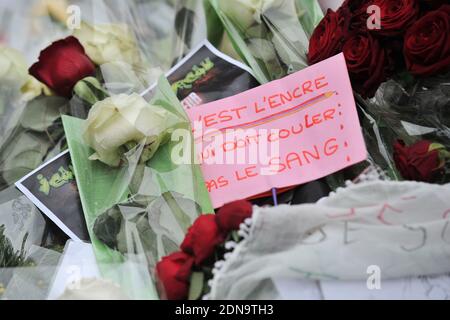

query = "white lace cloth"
[209,180,450,299]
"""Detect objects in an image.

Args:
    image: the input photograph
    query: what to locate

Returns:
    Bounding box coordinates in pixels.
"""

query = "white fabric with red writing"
[209,180,450,299]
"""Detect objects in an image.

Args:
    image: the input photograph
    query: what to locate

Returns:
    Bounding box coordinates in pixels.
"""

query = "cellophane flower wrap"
[0,0,212,299]
[63,76,213,299]
[0,0,204,191]
[201,0,335,203]
[206,0,323,83]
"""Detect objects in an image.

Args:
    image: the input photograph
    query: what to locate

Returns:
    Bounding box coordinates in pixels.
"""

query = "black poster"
[142,40,259,109]
[15,151,89,242]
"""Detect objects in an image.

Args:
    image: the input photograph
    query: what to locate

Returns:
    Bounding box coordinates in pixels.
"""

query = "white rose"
[83,93,178,167]
[0,46,29,88]
[73,22,142,67]
[0,46,51,102]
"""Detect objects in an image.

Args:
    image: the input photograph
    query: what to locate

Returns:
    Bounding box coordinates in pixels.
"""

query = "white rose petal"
[0,46,29,88]
[83,93,178,167]
[73,22,142,67]
[21,75,53,101]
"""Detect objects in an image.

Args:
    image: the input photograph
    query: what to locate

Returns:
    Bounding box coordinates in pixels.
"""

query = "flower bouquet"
[62,74,213,299]
[203,0,334,205]
[156,200,253,300]
[0,0,165,192]
[0,0,216,299]
[206,0,324,83]
[1,0,449,301]
[0,45,66,192]
[307,0,450,184]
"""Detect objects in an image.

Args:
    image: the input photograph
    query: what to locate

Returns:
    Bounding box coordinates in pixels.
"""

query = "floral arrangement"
[393,140,450,183]
[0,18,152,190]
[29,36,96,98]
[307,0,450,184]
[155,200,253,300]
[0,46,62,189]
[308,0,449,98]
[1,0,449,301]
[0,0,219,300]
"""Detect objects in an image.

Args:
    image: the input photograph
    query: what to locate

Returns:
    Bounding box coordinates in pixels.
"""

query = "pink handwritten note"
[187,54,367,208]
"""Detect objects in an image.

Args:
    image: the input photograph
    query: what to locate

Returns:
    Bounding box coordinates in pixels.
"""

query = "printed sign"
[187,53,367,208]
[15,150,89,242]
[141,39,259,109]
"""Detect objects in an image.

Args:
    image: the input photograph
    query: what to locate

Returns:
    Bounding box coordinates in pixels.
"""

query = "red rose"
[342,33,388,98]
[339,0,370,32]
[29,36,95,97]
[404,5,450,77]
[370,0,419,36]
[181,215,224,266]
[215,200,253,234]
[393,140,444,182]
[307,9,349,65]
[155,252,194,300]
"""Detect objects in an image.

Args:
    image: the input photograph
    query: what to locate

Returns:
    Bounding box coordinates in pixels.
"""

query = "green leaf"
[394,71,416,87]
[20,96,68,132]
[73,76,109,106]
[188,272,205,301]
[158,189,199,233]
[0,131,52,184]
[161,235,179,255]
[247,38,277,62]
[0,98,5,116]
[295,0,324,37]
[92,206,124,251]
[62,77,213,299]
[204,0,224,46]
[0,225,32,268]
[231,230,240,243]
[147,123,191,173]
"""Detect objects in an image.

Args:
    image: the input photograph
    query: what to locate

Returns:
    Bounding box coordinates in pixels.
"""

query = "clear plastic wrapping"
[1,0,448,301]
[206,0,323,83]
[1,0,212,300]
[356,72,450,183]
[0,0,207,190]
[63,76,212,299]
[0,186,65,299]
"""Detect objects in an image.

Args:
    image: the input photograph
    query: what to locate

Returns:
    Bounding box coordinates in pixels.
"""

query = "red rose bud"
[155,252,194,300]
[342,33,388,98]
[307,9,348,65]
[393,140,446,183]
[181,215,224,266]
[29,36,95,97]
[404,5,450,77]
[216,200,253,234]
